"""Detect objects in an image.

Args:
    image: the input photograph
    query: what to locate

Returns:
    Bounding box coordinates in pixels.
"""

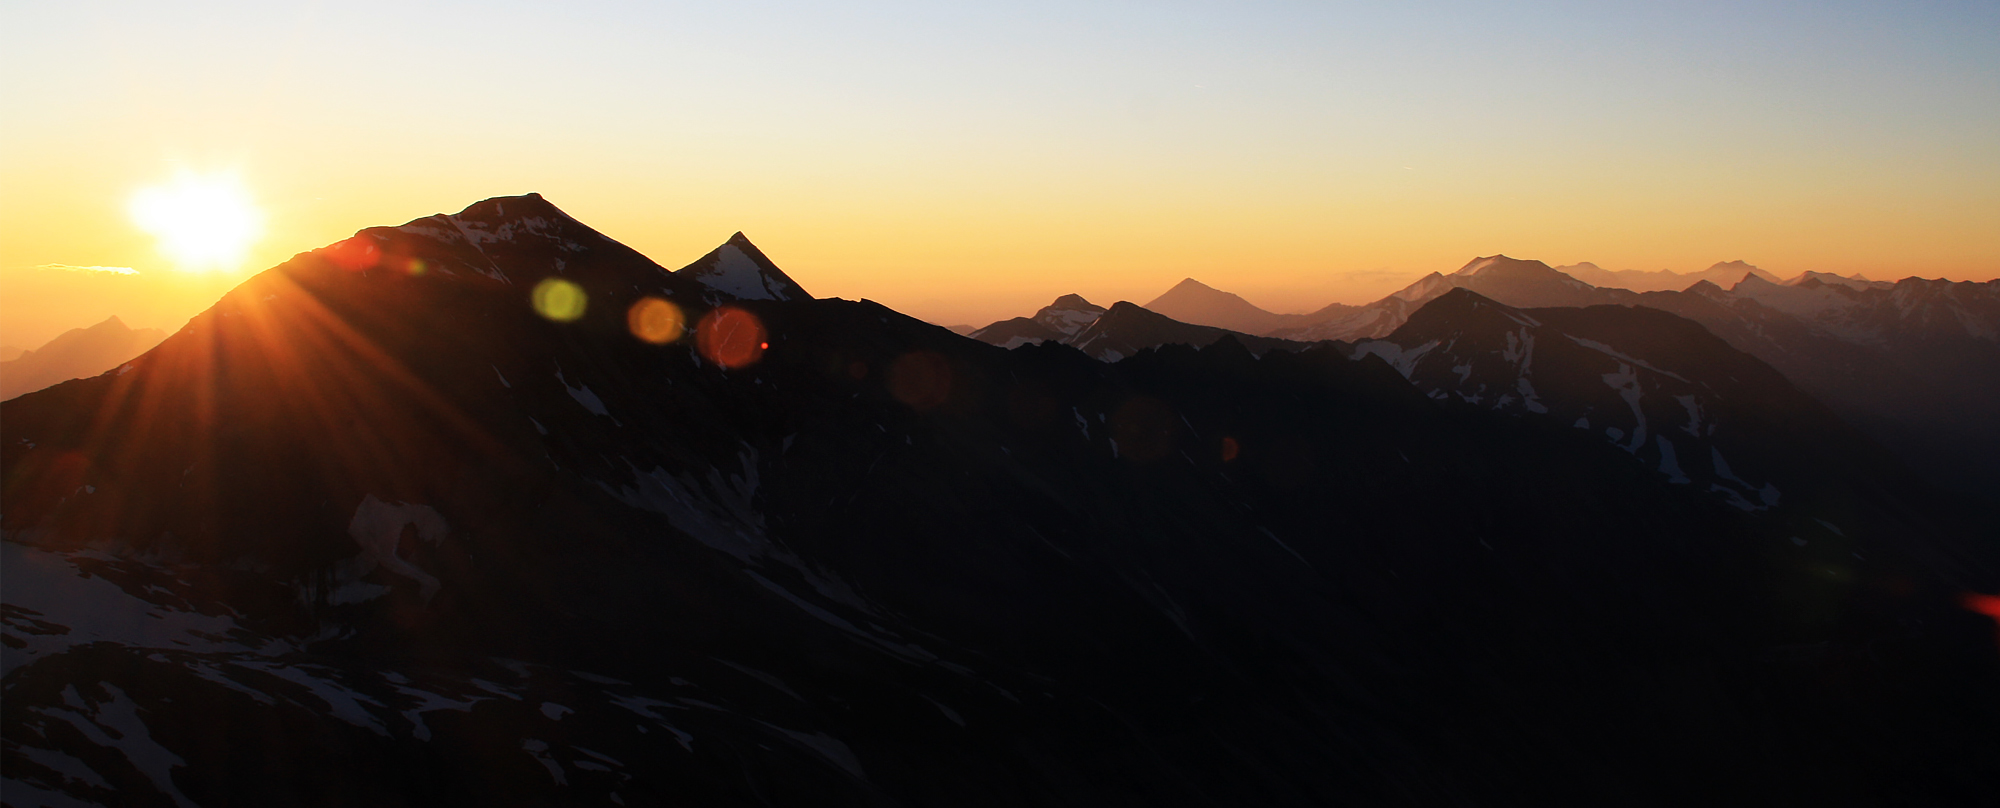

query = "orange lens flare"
[328,238,381,271]
[696,307,767,369]
[627,297,686,344]
[1221,436,1241,463]
[888,351,952,410]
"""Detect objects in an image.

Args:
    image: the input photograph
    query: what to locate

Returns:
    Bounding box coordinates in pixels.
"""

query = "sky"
[3,0,1997,347]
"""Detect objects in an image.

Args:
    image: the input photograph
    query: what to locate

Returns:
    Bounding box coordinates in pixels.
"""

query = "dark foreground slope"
[3,196,1997,807]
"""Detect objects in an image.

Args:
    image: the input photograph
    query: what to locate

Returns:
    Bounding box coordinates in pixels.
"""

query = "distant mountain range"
[5,196,1997,806]
[969,256,2000,498]
[1552,259,1782,292]
[0,316,166,401]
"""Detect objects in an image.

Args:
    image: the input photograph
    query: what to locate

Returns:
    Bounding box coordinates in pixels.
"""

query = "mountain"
[967,293,1106,347]
[1351,289,1913,512]
[971,295,1319,361]
[1064,301,1314,362]
[1139,278,1359,336]
[1782,271,1891,291]
[1274,256,1635,342]
[673,231,811,302]
[0,346,22,362]
[4,196,1998,806]
[1556,260,1781,292]
[1144,278,1287,334]
[0,316,167,401]
[1632,275,2000,497]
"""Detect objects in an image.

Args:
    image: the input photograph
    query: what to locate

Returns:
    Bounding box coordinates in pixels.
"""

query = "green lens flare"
[532,278,587,322]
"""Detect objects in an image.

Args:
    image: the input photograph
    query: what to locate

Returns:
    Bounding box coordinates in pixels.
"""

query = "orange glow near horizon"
[3,4,1997,348]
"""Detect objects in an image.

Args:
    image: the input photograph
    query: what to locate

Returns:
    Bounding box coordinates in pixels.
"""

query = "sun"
[129,171,265,273]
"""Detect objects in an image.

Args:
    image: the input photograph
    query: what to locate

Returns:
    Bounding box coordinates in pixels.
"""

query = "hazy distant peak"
[1729,272,1779,292]
[676,232,811,302]
[1784,271,1892,291]
[1452,255,1563,279]
[1390,272,1452,302]
[1704,260,1779,285]
[1,314,167,400]
[1141,276,1290,335]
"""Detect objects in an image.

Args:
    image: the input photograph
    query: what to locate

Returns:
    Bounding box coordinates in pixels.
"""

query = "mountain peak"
[1730,272,1779,292]
[675,233,811,302]
[1452,255,1562,279]
[1049,294,1099,310]
[1143,277,1287,334]
[1702,260,1779,286]
[447,192,568,225]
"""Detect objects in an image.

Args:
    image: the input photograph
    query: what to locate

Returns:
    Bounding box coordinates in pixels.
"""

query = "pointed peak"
[1169,277,1216,291]
[1729,273,1778,292]
[676,233,811,302]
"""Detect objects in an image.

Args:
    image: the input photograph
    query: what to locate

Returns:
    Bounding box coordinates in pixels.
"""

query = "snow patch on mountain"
[1353,339,1438,379]
[694,244,791,301]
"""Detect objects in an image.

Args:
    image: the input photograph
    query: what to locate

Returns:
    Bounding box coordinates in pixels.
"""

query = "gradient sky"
[3,1,1996,347]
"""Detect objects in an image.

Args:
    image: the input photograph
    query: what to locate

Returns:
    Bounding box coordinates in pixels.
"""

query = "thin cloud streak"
[37,264,140,275]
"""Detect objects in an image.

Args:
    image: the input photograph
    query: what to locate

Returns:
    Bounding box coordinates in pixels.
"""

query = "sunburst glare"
[129,170,265,273]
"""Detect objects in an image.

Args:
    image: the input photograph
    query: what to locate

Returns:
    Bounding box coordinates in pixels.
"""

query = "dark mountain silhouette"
[1633,274,2000,498]
[0,316,166,401]
[1354,289,1919,512]
[3,196,1996,806]
[1065,301,1315,361]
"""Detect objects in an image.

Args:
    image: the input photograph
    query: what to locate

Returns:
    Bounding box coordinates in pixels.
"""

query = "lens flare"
[1221,436,1241,463]
[533,278,588,322]
[627,297,686,344]
[697,307,766,369]
[327,237,381,271]
[128,170,264,273]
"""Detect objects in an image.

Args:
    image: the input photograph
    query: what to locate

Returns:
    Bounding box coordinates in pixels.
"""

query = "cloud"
[37,264,139,275]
